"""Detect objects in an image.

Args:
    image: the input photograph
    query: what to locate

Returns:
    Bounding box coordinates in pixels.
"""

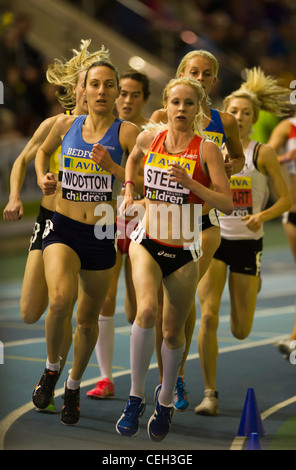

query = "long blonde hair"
[175,50,219,78]
[223,67,291,120]
[46,39,111,109]
[146,77,205,136]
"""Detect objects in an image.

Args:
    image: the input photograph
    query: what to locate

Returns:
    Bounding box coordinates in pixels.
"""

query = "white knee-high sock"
[159,341,185,406]
[95,315,114,382]
[130,322,155,399]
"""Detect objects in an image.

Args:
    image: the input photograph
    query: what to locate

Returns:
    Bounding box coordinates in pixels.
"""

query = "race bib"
[61,154,113,202]
[220,175,253,217]
[144,152,196,204]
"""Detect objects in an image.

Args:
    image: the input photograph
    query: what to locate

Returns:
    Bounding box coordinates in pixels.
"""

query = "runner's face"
[226,97,255,138]
[116,78,146,122]
[165,84,198,131]
[180,56,216,97]
[84,66,119,114]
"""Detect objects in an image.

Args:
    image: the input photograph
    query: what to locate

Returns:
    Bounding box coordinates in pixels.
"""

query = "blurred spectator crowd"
[0,0,295,139]
[70,0,296,102]
[0,11,63,139]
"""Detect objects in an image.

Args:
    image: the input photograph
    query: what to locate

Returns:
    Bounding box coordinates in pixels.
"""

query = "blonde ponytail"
[223,67,291,120]
[46,40,111,109]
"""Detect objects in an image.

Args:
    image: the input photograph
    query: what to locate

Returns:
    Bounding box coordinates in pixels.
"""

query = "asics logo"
[157,250,176,259]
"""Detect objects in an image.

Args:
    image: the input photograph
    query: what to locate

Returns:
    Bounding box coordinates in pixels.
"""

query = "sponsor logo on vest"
[202,131,223,147]
[63,189,109,202]
[145,187,185,205]
[66,148,91,158]
[63,156,108,174]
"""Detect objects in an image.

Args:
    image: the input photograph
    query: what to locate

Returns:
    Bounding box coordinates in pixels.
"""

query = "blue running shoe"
[173,376,190,412]
[147,385,175,442]
[116,395,146,437]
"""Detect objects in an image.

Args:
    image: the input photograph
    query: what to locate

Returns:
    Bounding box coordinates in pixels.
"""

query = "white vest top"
[218,140,269,240]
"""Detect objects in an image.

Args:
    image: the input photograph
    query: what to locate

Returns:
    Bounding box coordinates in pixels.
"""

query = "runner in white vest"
[196,67,291,416]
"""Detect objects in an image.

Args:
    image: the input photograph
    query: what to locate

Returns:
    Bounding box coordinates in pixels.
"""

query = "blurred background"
[0,0,295,257]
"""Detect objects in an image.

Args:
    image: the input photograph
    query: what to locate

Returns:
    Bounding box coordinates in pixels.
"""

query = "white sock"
[159,341,185,406]
[95,315,114,382]
[130,322,155,399]
[67,370,81,390]
[46,358,60,372]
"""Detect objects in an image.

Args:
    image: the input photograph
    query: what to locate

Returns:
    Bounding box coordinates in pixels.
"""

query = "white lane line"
[2,304,294,347]
[2,325,132,349]
[0,290,295,314]
[4,337,46,348]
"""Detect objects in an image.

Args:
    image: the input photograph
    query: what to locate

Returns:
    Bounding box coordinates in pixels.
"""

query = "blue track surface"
[0,231,295,452]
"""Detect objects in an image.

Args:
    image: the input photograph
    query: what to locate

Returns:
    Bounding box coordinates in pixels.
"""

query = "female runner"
[150,49,245,411]
[116,76,233,441]
[196,67,291,415]
[33,57,139,426]
[3,39,108,412]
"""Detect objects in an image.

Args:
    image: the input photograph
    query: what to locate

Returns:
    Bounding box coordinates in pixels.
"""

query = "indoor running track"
[0,228,295,452]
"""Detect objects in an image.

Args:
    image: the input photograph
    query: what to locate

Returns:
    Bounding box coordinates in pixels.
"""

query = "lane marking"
[2,304,294,348]
[0,291,295,315]
[3,356,125,370]
[4,337,46,348]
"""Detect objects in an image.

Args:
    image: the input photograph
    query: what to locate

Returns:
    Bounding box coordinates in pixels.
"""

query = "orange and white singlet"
[143,129,211,206]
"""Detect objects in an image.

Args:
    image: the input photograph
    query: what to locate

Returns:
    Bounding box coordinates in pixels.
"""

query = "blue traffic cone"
[247,432,261,450]
[237,388,265,436]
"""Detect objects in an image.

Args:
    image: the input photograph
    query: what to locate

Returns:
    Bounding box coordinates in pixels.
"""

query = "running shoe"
[147,385,175,442]
[86,378,115,399]
[194,389,219,416]
[173,376,190,412]
[61,382,80,425]
[32,368,59,410]
[36,394,57,414]
[276,339,295,360]
[116,396,146,437]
